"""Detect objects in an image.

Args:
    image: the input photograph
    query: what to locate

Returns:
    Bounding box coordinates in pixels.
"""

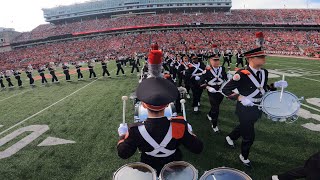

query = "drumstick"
[122,96,128,124]
[279,74,285,103]
[180,99,187,121]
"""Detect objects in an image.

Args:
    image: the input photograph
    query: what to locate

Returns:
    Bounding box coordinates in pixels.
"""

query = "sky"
[0,0,320,32]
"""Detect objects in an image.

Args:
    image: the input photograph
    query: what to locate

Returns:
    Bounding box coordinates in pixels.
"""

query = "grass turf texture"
[0,57,319,180]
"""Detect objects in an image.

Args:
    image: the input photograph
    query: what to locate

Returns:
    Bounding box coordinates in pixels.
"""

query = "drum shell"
[113,162,157,180]
[159,161,198,180]
[199,167,252,180]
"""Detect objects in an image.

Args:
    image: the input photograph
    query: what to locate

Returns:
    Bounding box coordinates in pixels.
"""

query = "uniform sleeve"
[222,71,242,101]
[199,72,208,88]
[117,128,138,159]
[181,126,203,154]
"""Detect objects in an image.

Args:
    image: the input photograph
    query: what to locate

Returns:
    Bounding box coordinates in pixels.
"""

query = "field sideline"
[0,56,320,180]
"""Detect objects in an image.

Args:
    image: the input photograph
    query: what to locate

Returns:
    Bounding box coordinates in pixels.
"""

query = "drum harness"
[207,67,224,88]
[245,70,266,103]
[138,123,176,158]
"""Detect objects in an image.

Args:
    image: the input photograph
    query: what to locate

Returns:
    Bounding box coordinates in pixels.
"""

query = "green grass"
[0,57,319,180]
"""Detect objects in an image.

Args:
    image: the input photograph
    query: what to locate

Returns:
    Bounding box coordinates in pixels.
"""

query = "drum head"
[113,162,157,180]
[200,167,252,180]
[261,91,300,119]
[159,161,198,180]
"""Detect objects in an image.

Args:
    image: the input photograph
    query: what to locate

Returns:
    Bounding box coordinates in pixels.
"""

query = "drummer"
[117,46,203,174]
[222,47,288,168]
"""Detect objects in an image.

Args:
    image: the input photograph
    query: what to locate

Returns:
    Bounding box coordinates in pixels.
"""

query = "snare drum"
[259,91,301,121]
[199,167,252,180]
[159,161,198,180]
[134,102,177,122]
[113,162,157,180]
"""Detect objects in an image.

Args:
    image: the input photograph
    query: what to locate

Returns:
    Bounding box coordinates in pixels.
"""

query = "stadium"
[0,0,320,179]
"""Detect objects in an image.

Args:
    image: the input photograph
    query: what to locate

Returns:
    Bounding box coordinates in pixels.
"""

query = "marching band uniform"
[222,50,230,69]
[88,61,97,79]
[38,67,48,84]
[48,65,59,83]
[236,51,245,68]
[222,47,287,168]
[14,70,22,87]
[131,55,140,74]
[117,77,203,174]
[177,56,191,98]
[186,55,206,112]
[62,64,71,81]
[75,64,83,80]
[26,68,35,86]
[200,55,228,132]
[101,60,110,77]
[5,70,14,88]
[0,72,5,89]
[116,59,125,76]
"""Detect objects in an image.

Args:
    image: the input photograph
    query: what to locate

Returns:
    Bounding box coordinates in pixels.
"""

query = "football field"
[0,56,320,180]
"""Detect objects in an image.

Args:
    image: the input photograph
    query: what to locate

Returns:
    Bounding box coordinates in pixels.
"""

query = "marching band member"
[116,57,126,77]
[130,53,140,75]
[62,63,71,82]
[38,65,48,85]
[101,58,111,78]
[222,49,230,70]
[186,54,206,112]
[88,60,97,79]
[48,62,59,83]
[222,47,288,168]
[200,55,228,133]
[14,69,23,87]
[5,70,14,88]
[236,50,245,68]
[0,71,5,90]
[26,65,35,86]
[117,47,203,174]
[178,55,191,99]
[75,62,84,80]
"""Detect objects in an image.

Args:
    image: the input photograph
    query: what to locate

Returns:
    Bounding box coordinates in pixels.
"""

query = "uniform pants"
[6,78,14,87]
[50,72,59,82]
[208,92,224,127]
[183,77,191,94]
[16,77,22,86]
[64,70,71,80]
[191,85,203,107]
[102,67,110,76]
[89,69,96,78]
[131,64,139,73]
[236,58,244,67]
[116,66,125,75]
[40,74,48,83]
[77,70,83,79]
[222,57,230,67]
[27,74,34,85]
[229,103,262,159]
[0,80,5,88]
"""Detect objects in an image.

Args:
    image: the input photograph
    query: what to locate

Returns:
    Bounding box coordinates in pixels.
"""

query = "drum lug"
[298,97,304,101]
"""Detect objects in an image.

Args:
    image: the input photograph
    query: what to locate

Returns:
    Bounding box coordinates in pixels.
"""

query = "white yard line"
[301,104,320,113]
[0,90,32,103]
[0,68,116,136]
[299,77,320,83]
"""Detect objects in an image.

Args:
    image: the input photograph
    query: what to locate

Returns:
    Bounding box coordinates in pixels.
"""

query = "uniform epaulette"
[171,116,186,139]
[188,64,193,68]
[240,69,251,75]
[128,122,143,129]
[205,66,211,71]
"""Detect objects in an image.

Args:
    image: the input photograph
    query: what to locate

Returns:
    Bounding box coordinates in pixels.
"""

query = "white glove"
[195,76,200,81]
[206,86,216,93]
[187,123,193,133]
[118,123,128,136]
[227,73,233,80]
[274,80,288,88]
[240,97,254,107]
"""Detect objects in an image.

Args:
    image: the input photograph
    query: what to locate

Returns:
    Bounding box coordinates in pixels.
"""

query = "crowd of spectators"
[12,9,320,43]
[1,28,319,70]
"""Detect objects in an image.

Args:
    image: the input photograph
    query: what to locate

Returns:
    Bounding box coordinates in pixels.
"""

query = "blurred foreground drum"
[200,167,252,180]
[259,91,301,122]
[113,162,157,180]
[159,161,198,180]
[134,102,177,122]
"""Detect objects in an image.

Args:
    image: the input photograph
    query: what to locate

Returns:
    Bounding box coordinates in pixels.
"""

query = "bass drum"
[159,161,198,180]
[259,91,301,122]
[134,102,177,122]
[113,162,157,180]
[200,167,252,180]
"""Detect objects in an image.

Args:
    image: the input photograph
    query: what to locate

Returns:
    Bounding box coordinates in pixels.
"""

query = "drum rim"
[199,167,252,180]
[113,162,157,180]
[159,161,198,180]
[260,91,300,119]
